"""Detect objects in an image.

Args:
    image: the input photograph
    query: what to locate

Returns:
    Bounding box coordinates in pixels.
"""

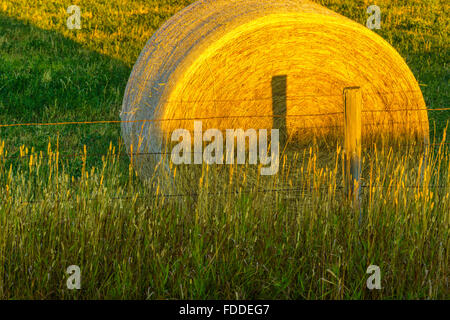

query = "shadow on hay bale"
[121,0,429,194]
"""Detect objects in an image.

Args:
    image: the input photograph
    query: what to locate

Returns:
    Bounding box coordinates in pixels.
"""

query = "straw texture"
[121,0,429,181]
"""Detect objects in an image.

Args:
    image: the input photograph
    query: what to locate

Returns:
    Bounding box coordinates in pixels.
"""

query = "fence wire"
[0,107,448,128]
[0,100,448,206]
[10,183,448,206]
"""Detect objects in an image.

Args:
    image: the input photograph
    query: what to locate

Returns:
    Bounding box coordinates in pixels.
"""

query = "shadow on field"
[0,14,132,176]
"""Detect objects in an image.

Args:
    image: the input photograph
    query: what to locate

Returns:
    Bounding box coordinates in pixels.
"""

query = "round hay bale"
[121,0,429,183]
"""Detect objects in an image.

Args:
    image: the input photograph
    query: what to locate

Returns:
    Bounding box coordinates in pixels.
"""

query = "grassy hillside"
[0,0,448,299]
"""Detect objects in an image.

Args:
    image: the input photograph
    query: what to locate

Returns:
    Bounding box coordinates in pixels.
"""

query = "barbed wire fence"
[0,94,448,205]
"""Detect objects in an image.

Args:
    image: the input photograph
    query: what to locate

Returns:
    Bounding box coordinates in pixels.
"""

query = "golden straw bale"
[121,0,429,181]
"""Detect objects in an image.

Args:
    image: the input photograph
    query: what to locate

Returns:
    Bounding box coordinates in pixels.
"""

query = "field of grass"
[0,0,448,299]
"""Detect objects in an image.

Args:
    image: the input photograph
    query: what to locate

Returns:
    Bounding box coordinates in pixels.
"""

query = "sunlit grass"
[0,134,448,299]
[0,0,448,300]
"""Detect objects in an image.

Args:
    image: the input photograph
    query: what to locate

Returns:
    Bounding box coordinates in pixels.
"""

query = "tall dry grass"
[0,129,448,299]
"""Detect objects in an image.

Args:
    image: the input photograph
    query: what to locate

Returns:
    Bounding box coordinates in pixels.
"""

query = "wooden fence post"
[343,87,362,213]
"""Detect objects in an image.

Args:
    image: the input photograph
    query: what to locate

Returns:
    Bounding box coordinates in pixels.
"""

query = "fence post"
[343,87,362,216]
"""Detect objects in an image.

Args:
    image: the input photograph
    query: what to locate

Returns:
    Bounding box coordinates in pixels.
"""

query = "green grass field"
[0,0,448,299]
